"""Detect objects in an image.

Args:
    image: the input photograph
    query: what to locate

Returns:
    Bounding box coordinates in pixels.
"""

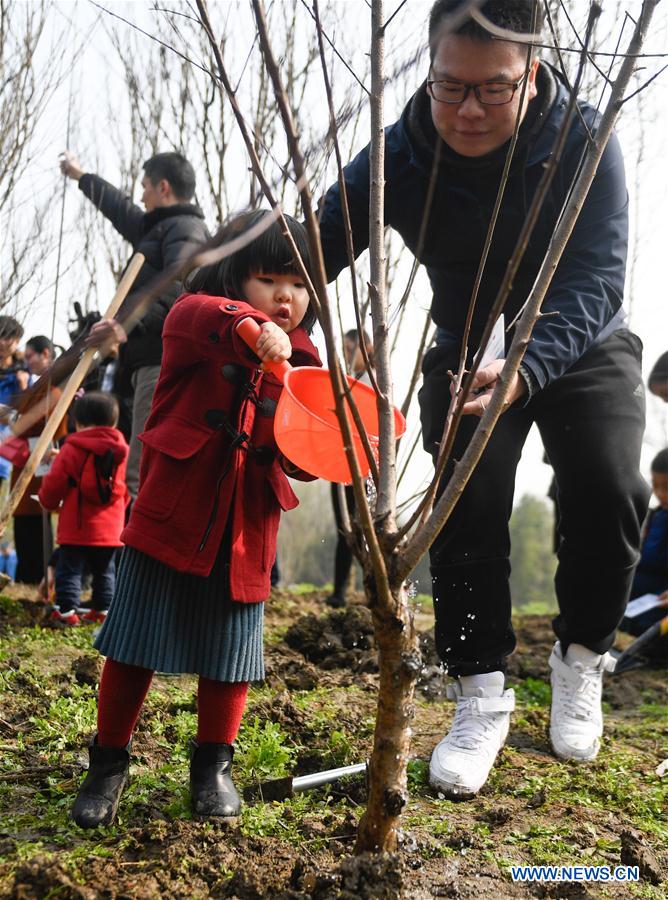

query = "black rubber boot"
[71,737,130,829]
[190,741,241,817]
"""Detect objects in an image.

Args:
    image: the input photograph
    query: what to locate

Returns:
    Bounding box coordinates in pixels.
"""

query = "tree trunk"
[355,577,420,852]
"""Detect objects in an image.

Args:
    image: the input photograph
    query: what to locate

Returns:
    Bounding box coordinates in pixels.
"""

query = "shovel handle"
[235,317,292,383]
[614,613,668,671]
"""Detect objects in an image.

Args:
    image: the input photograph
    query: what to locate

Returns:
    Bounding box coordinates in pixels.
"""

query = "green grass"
[1,588,666,895]
[513,600,558,616]
[237,717,296,781]
[283,583,329,595]
[514,677,551,707]
[491,746,668,842]
[27,688,98,751]
[506,822,585,865]
[407,758,429,790]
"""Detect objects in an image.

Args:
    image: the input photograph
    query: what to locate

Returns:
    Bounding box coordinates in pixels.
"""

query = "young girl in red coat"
[71,210,320,828]
[38,391,129,625]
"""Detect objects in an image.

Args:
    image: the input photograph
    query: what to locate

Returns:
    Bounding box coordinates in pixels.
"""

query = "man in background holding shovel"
[319,0,648,799]
[59,151,208,498]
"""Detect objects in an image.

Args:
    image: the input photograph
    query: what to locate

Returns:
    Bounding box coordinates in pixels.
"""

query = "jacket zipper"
[197,369,260,553]
[197,431,248,552]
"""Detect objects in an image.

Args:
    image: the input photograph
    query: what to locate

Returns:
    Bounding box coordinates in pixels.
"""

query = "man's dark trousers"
[421,330,650,677]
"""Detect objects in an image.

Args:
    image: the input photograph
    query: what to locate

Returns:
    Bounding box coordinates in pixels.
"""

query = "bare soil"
[0,586,666,898]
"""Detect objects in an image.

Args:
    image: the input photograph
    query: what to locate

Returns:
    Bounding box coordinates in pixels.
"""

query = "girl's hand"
[256,322,291,363]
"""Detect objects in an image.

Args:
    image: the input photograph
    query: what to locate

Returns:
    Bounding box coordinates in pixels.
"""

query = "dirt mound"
[10,854,97,899]
[292,852,405,899]
[0,594,44,635]
[3,592,667,900]
[265,645,322,691]
[416,631,449,700]
[507,615,555,680]
[621,829,665,885]
[284,606,377,673]
[70,654,102,687]
[281,607,450,701]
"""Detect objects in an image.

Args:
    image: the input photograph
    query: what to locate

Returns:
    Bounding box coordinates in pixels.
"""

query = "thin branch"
[400,314,434,420]
[400,0,660,577]
[542,0,596,140]
[470,5,543,42]
[297,0,370,95]
[397,428,424,488]
[621,63,668,104]
[87,0,216,78]
[399,14,545,539]
[381,0,409,33]
[244,0,390,588]
[555,0,613,84]
[399,0,599,545]
[365,0,398,526]
[312,0,379,402]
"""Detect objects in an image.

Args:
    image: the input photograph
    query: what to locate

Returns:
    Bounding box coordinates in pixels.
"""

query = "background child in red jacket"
[70,210,320,830]
[39,392,129,626]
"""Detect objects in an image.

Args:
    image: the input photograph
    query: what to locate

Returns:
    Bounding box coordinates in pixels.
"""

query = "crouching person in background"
[38,392,129,626]
[618,448,668,661]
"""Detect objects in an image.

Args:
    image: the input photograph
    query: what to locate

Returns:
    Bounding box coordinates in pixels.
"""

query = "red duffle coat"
[121,292,321,601]
[38,426,130,546]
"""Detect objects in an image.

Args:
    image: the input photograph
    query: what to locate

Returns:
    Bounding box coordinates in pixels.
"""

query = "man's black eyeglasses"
[427,72,528,106]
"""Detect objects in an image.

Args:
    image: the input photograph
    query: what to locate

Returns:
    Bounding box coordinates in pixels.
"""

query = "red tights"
[97,658,249,748]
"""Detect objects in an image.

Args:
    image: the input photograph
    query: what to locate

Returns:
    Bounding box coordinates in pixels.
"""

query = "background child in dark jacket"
[619,448,668,658]
[39,392,129,626]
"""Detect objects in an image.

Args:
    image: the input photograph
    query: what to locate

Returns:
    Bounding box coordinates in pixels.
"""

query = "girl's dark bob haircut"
[73,391,119,428]
[185,209,317,333]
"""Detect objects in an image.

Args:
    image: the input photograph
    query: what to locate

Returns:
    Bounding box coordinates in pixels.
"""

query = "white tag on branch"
[475,314,505,370]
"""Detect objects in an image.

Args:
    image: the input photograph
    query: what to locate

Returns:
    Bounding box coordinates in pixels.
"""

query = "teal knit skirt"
[94,546,265,682]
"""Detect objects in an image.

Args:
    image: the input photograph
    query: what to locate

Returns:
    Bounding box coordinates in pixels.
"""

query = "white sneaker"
[549,642,615,761]
[429,672,515,799]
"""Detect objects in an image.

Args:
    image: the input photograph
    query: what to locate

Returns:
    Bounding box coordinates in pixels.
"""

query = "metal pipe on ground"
[243,762,368,802]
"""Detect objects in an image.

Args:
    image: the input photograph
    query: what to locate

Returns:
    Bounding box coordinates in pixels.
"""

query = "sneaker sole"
[549,730,600,762]
[428,774,480,800]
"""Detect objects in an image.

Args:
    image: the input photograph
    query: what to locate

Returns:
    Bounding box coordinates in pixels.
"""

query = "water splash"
[365,476,377,513]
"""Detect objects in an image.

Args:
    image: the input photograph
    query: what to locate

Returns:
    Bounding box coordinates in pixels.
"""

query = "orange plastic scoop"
[236,317,406,483]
